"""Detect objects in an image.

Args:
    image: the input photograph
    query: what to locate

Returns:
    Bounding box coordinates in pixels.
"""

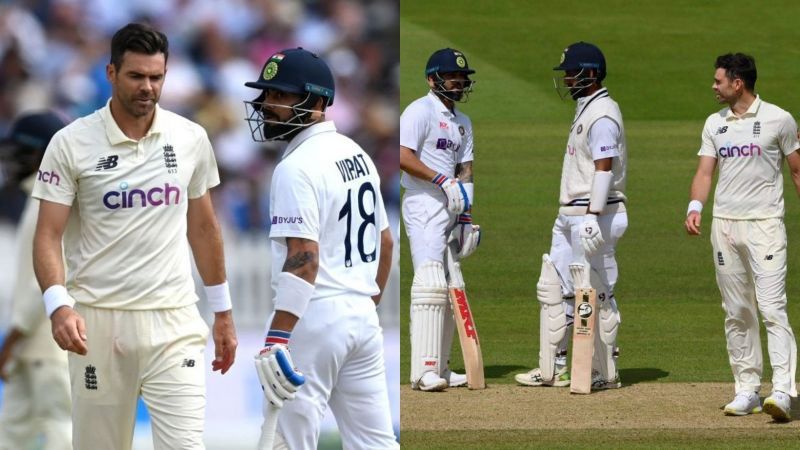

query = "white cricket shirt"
[269,120,389,301]
[559,88,627,215]
[400,91,473,191]
[32,100,220,309]
[12,176,66,361]
[699,96,799,220]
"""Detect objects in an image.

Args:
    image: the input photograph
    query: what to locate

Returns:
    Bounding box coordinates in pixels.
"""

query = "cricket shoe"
[414,371,448,392]
[763,391,791,422]
[442,368,467,387]
[591,370,621,390]
[515,366,570,387]
[723,391,761,416]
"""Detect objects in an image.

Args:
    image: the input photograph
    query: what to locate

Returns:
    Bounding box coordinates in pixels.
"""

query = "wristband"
[431,173,449,186]
[204,281,232,313]
[687,200,703,216]
[264,329,291,348]
[43,285,74,318]
[457,213,472,224]
[273,272,315,320]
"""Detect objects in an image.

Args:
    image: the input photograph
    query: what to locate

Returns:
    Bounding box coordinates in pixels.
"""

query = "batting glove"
[579,215,604,256]
[432,173,469,214]
[451,213,481,259]
[255,331,305,408]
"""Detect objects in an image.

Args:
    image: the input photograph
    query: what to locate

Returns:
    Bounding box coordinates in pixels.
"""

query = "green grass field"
[401,1,800,447]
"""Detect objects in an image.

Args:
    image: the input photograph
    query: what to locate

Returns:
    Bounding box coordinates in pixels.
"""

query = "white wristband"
[687,200,703,216]
[43,285,74,318]
[273,272,315,320]
[204,281,232,313]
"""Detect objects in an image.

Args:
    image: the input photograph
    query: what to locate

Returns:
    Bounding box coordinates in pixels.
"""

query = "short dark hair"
[110,23,169,70]
[715,53,757,91]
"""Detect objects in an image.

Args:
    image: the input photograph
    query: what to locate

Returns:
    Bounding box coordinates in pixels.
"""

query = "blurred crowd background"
[0,1,400,446]
[0,0,400,232]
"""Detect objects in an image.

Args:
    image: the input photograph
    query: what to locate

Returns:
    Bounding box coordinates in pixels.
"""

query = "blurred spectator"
[0,0,399,232]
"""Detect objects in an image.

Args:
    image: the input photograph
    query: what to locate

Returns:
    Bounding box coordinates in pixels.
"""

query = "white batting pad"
[537,254,567,381]
[410,261,449,384]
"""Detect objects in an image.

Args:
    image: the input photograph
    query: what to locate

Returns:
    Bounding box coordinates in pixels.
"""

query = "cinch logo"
[271,216,304,225]
[37,169,60,186]
[102,182,181,209]
[454,290,477,340]
[567,144,576,155]
[718,142,762,158]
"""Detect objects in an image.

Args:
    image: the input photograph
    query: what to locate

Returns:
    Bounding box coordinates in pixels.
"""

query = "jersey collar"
[101,98,166,145]
[283,120,337,159]
[725,95,761,120]
[427,90,457,117]
[575,87,608,110]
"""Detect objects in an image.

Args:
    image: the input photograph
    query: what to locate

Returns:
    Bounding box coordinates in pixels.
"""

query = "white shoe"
[414,371,447,392]
[515,366,570,387]
[724,391,762,416]
[591,370,621,390]
[763,391,791,422]
[442,369,467,387]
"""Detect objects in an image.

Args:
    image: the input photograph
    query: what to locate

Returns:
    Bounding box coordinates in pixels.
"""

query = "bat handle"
[257,404,280,450]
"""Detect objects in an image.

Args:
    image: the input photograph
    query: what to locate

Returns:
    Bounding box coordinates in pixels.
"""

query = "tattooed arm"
[455,161,473,213]
[455,161,473,183]
[269,237,319,331]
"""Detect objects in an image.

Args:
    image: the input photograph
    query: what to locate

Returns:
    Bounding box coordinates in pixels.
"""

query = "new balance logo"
[765,254,774,261]
[181,359,196,368]
[85,365,98,390]
[715,126,728,135]
[95,155,119,171]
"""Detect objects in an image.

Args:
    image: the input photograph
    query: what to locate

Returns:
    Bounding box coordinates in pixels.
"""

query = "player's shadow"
[485,365,528,379]
[619,368,669,385]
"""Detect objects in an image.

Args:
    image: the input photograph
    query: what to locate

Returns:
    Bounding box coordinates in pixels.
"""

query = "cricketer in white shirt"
[686,54,800,420]
[31,23,237,449]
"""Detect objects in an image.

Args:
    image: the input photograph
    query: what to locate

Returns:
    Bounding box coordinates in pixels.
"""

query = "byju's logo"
[37,169,60,186]
[718,142,761,158]
[435,138,460,152]
[103,182,181,209]
[271,216,304,225]
[95,155,119,171]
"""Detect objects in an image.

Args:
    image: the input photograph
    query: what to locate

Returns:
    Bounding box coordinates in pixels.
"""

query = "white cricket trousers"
[69,304,209,450]
[0,357,71,449]
[548,212,628,298]
[266,295,398,449]
[711,217,797,396]
[402,190,454,270]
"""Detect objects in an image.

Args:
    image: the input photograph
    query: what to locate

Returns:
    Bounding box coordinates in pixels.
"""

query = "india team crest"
[459,125,465,136]
[560,51,566,64]
[456,56,466,68]
[263,61,278,80]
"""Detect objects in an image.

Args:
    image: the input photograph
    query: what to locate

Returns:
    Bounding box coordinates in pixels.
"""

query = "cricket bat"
[257,404,279,449]
[570,262,597,394]
[446,242,485,389]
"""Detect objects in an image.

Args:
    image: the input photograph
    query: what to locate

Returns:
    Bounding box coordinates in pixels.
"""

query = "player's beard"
[121,91,157,118]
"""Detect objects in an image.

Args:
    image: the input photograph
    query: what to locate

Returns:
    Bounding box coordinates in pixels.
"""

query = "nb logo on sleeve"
[95,155,119,171]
